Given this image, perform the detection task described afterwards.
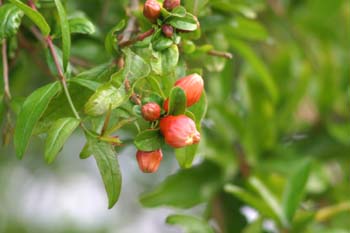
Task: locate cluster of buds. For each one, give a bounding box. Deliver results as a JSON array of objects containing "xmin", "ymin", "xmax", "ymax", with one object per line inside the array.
[
  {"xmin": 143, "ymin": 0, "xmax": 182, "ymax": 38},
  {"xmin": 136, "ymin": 74, "xmax": 204, "ymax": 173}
]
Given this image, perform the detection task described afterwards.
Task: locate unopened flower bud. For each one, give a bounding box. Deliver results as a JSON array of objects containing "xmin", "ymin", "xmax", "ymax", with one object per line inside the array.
[
  {"xmin": 143, "ymin": 0, "xmax": 161, "ymax": 22},
  {"xmin": 163, "ymin": 0, "xmax": 180, "ymax": 11},
  {"xmin": 136, "ymin": 149, "xmax": 163, "ymax": 173},
  {"xmin": 160, "ymin": 115, "xmax": 200, "ymax": 148},
  {"xmin": 141, "ymin": 102, "xmax": 161, "ymax": 121},
  {"xmin": 162, "ymin": 24, "xmax": 174, "ymax": 38},
  {"xmin": 164, "ymin": 73, "xmax": 204, "ymax": 111}
]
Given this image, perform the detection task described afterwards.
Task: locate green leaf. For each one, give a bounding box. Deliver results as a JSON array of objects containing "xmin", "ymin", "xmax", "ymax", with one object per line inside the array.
[
  {"xmin": 68, "ymin": 16, "xmax": 95, "ymax": 35},
  {"xmin": 54, "ymin": 0, "xmax": 70, "ymax": 72},
  {"xmin": 44, "ymin": 117, "xmax": 80, "ymax": 164},
  {"xmin": 122, "ymin": 48, "xmax": 151, "ymax": 83},
  {"xmin": 168, "ymin": 13, "xmax": 198, "ymax": 31},
  {"xmin": 282, "ymin": 159, "xmax": 312, "ymax": 222},
  {"xmin": 224, "ymin": 184, "xmax": 278, "ymax": 219},
  {"xmin": 10, "ymin": 0, "xmax": 50, "ymax": 36},
  {"xmin": 84, "ymin": 82, "xmax": 128, "ymax": 117},
  {"xmin": 168, "ymin": 87, "xmax": 186, "ymax": 115},
  {"xmin": 152, "ymin": 35, "xmax": 174, "ymax": 51},
  {"xmin": 69, "ymin": 78, "xmax": 101, "ymax": 91},
  {"xmin": 226, "ymin": 17, "xmax": 268, "ymax": 41},
  {"xmin": 170, "ymin": 6, "xmax": 187, "ymax": 17},
  {"xmin": 134, "ymin": 129, "xmax": 163, "ymax": 151},
  {"xmin": 229, "ymin": 39, "xmax": 278, "ymax": 102},
  {"xmin": 166, "ymin": 214, "xmax": 215, "ymax": 233},
  {"xmin": 89, "ymin": 137, "xmax": 122, "ymax": 209},
  {"xmin": 175, "ymin": 144, "xmax": 199, "ymax": 168},
  {"xmin": 105, "ymin": 20, "xmax": 125, "ymax": 55},
  {"xmin": 184, "ymin": 0, "xmax": 209, "ymax": 15},
  {"xmin": 14, "ymin": 82, "xmax": 61, "ymax": 158},
  {"xmin": 188, "ymin": 91, "xmax": 207, "ymax": 126},
  {"xmin": 140, "ymin": 161, "xmax": 222, "ymax": 208},
  {"xmin": 0, "ymin": 3, "xmax": 24, "ymax": 40},
  {"xmin": 151, "ymin": 44, "xmax": 179, "ymax": 75},
  {"xmin": 79, "ymin": 142, "xmax": 91, "ymax": 159},
  {"xmin": 249, "ymin": 177, "xmax": 288, "ymax": 226}
]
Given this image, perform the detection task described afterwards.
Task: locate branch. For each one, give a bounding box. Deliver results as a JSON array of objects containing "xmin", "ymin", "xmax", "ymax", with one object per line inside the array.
[
  {"xmin": 118, "ymin": 0, "xmax": 140, "ymax": 46},
  {"xmin": 2, "ymin": 40, "xmax": 11, "ymax": 101},
  {"xmin": 208, "ymin": 50, "xmax": 233, "ymax": 60}
]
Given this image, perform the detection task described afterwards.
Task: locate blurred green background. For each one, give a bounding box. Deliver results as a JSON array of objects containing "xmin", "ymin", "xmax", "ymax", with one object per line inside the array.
[{"xmin": 0, "ymin": 0, "xmax": 349, "ymax": 232}]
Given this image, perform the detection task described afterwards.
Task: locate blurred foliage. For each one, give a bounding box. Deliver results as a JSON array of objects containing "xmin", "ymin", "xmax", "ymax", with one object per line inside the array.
[{"xmin": 0, "ymin": 0, "xmax": 349, "ymax": 233}]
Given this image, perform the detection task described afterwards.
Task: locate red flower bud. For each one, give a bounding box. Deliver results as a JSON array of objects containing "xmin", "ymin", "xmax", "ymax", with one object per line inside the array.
[
  {"xmin": 162, "ymin": 24, "xmax": 174, "ymax": 38},
  {"xmin": 143, "ymin": 0, "xmax": 161, "ymax": 22},
  {"xmin": 164, "ymin": 73, "xmax": 204, "ymax": 112},
  {"xmin": 136, "ymin": 149, "xmax": 163, "ymax": 173},
  {"xmin": 160, "ymin": 115, "xmax": 200, "ymax": 148},
  {"xmin": 141, "ymin": 102, "xmax": 161, "ymax": 121},
  {"xmin": 163, "ymin": 0, "xmax": 180, "ymax": 11}
]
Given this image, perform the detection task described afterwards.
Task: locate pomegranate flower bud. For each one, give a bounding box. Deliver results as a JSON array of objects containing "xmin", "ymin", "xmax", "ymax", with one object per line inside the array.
[
  {"xmin": 136, "ymin": 149, "xmax": 163, "ymax": 173},
  {"xmin": 143, "ymin": 0, "xmax": 161, "ymax": 22},
  {"xmin": 164, "ymin": 73, "xmax": 204, "ymax": 112},
  {"xmin": 160, "ymin": 115, "xmax": 200, "ymax": 148},
  {"xmin": 141, "ymin": 102, "xmax": 161, "ymax": 121},
  {"xmin": 162, "ymin": 24, "xmax": 174, "ymax": 38},
  {"xmin": 163, "ymin": 0, "xmax": 180, "ymax": 11}
]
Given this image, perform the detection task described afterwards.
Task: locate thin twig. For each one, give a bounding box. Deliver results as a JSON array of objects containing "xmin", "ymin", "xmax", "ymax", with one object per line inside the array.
[
  {"xmin": 118, "ymin": 28, "xmax": 155, "ymax": 47},
  {"xmin": 208, "ymin": 50, "xmax": 233, "ymax": 59},
  {"xmin": 2, "ymin": 40, "xmax": 11, "ymax": 100},
  {"xmin": 118, "ymin": 0, "xmax": 140, "ymax": 46}
]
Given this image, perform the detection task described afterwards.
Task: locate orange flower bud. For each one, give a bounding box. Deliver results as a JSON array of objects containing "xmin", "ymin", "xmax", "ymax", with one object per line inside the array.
[
  {"xmin": 162, "ymin": 24, "xmax": 174, "ymax": 38},
  {"xmin": 164, "ymin": 73, "xmax": 204, "ymax": 111},
  {"xmin": 143, "ymin": 0, "xmax": 161, "ymax": 22},
  {"xmin": 160, "ymin": 115, "xmax": 200, "ymax": 148},
  {"xmin": 136, "ymin": 149, "xmax": 163, "ymax": 173},
  {"xmin": 141, "ymin": 102, "xmax": 161, "ymax": 121}
]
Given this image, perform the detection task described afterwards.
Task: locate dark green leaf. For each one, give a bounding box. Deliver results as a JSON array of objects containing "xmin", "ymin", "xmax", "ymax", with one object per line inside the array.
[
  {"xmin": 44, "ymin": 117, "xmax": 80, "ymax": 164},
  {"xmin": 54, "ymin": 0, "xmax": 70, "ymax": 72},
  {"xmin": 79, "ymin": 142, "xmax": 91, "ymax": 159},
  {"xmin": 282, "ymin": 159, "xmax": 312, "ymax": 222},
  {"xmin": 152, "ymin": 36, "xmax": 174, "ymax": 51},
  {"xmin": 89, "ymin": 137, "xmax": 122, "ymax": 208},
  {"xmin": 14, "ymin": 82, "xmax": 61, "ymax": 158},
  {"xmin": 0, "ymin": 3, "xmax": 24, "ymax": 40},
  {"xmin": 168, "ymin": 87, "xmax": 186, "ymax": 115},
  {"xmin": 166, "ymin": 214, "xmax": 215, "ymax": 233},
  {"xmin": 140, "ymin": 161, "xmax": 222, "ymax": 208},
  {"xmin": 134, "ymin": 129, "xmax": 162, "ymax": 151},
  {"xmin": 10, "ymin": 0, "xmax": 50, "ymax": 36},
  {"xmin": 69, "ymin": 78, "xmax": 101, "ymax": 91}
]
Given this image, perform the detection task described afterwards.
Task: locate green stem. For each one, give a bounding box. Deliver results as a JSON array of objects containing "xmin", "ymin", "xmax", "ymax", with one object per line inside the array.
[{"xmin": 104, "ymin": 117, "xmax": 137, "ymax": 136}]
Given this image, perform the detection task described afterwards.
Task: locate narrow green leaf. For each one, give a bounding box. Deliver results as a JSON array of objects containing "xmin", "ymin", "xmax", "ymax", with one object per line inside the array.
[
  {"xmin": 134, "ymin": 129, "xmax": 163, "ymax": 151},
  {"xmin": 14, "ymin": 82, "xmax": 61, "ymax": 158},
  {"xmin": 69, "ymin": 78, "xmax": 101, "ymax": 91},
  {"xmin": 249, "ymin": 177, "xmax": 288, "ymax": 226},
  {"xmin": 188, "ymin": 91, "xmax": 207, "ymax": 126},
  {"xmin": 168, "ymin": 87, "xmax": 186, "ymax": 115},
  {"xmin": 0, "ymin": 3, "xmax": 24, "ymax": 40},
  {"xmin": 45, "ymin": 117, "xmax": 80, "ymax": 164},
  {"xmin": 282, "ymin": 159, "xmax": 312, "ymax": 222},
  {"xmin": 10, "ymin": 0, "xmax": 50, "ymax": 36},
  {"xmin": 224, "ymin": 184, "xmax": 278, "ymax": 219},
  {"xmin": 166, "ymin": 214, "xmax": 215, "ymax": 233},
  {"xmin": 122, "ymin": 48, "xmax": 151, "ymax": 83},
  {"xmin": 54, "ymin": 0, "xmax": 70, "ymax": 72},
  {"xmin": 89, "ymin": 137, "xmax": 122, "ymax": 208},
  {"xmin": 68, "ymin": 16, "xmax": 95, "ymax": 35}
]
